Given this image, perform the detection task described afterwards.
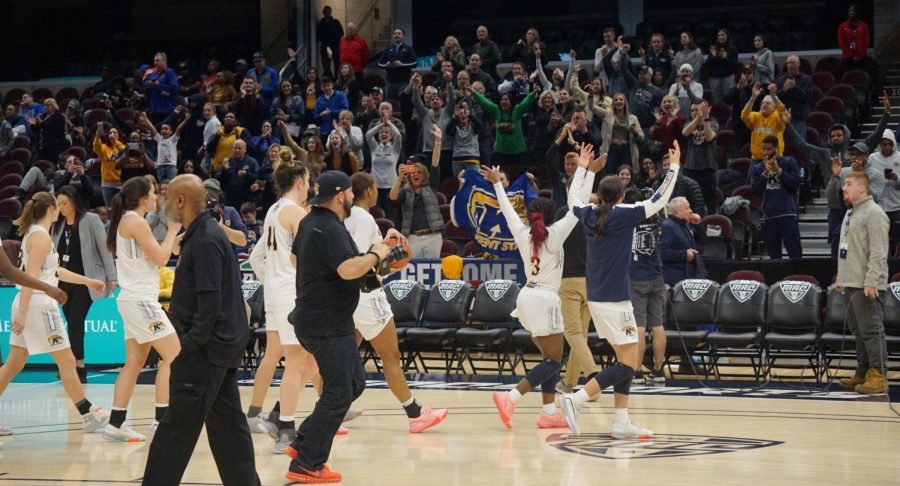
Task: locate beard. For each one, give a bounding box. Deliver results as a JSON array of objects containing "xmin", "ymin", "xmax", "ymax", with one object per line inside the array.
[{"xmin": 342, "ymin": 196, "xmax": 353, "ymax": 216}]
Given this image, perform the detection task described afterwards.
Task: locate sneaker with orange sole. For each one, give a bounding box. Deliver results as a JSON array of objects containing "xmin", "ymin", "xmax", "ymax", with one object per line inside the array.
[
  {"xmin": 336, "ymin": 425, "xmax": 349, "ymax": 435},
  {"xmin": 408, "ymin": 407, "xmax": 448, "ymax": 433},
  {"xmin": 284, "ymin": 426, "xmax": 350, "ymax": 460},
  {"xmin": 492, "ymin": 392, "xmax": 516, "ymax": 429},
  {"xmin": 285, "ymin": 463, "xmax": 341, "ymax": 484},
  {"xmin": 536, "ymin": 410, "xmax": 569, "ymax": 429}
]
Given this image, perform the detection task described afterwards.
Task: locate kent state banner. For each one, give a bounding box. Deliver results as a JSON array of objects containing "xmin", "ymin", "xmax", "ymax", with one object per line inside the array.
[{"xmin": 451, "ymin": 171, "xmax": 537, "ymax": 258}]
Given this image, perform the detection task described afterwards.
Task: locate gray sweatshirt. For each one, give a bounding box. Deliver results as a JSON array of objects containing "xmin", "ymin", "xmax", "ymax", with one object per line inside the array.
[
  {"xmin": 827, "ymin": 165, "xmax": 884, "ymax": 208},
  {"xmin": 366, "ymin": 122, "xmax": 402, "ymax": 189},
  {"xmin": 836, "ymin": 195, "xmax": 889, "ymax": 290},
  {"xmin": 867, "ymin": 130, "xmax": 900, "ymax": 212},
  {"xmin": 412, "ymin": 83, "xmax": 455, "ymax": 152}
]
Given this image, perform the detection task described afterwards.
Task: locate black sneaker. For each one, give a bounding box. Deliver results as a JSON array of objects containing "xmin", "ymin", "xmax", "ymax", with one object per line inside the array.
[
  {"xmin": 646, "ymin": 369, "xmax": 666, "ymax": 385},
  {"xmin": 633, "ymin": 370, "xmax": 645, "ymax": 384}
]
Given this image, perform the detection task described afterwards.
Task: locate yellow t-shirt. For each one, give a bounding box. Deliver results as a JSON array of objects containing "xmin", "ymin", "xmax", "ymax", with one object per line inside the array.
[
  {"xmin": 93, "ymin": 137, "xmax": 125, "ymax": 186},
  {"xmin": 212, "ymin": 127, "xmax": 244, "ymax": 172},
  {"xmin": 741, "ymin": 104, "xmax": 786, "ymax": 160}
]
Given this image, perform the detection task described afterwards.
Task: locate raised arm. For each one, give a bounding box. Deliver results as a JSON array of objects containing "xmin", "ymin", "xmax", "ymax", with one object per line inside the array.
[{"xmin": 637, "ymin": 141, "xmax": 682, "ymax": 217}]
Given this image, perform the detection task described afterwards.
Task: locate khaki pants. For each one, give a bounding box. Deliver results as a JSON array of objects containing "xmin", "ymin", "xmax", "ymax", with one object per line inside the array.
[{"xmin": 559, "ymin": 277, "xmax": 599, "ymax": 388}]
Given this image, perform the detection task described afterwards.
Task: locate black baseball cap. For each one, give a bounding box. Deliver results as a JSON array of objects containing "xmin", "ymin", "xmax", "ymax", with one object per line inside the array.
[
  {"xmin": 252, "ymin": 51, "xmax": 265, "ymax": 61},
  {"xmin": 309, "ymin": 170, "xmax": 352, "ymax": 205},
  {"xmin": 848, "ymin": 142, "xmax": 869, "ymax": 154}
]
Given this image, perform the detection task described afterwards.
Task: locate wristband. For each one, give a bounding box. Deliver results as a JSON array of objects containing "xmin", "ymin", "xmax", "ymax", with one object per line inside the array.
[{"xmin": 366, "ymin": 250, "xmax": 382, "ymax": 268}]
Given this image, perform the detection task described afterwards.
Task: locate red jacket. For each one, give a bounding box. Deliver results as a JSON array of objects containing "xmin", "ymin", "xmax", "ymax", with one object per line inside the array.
[
  {"xmin": 339, "ymin": 35, "xmax": 370, "ymax": 74},
  {"xmin": 838, "ymin": 19, "xmax": 870, "ymax": 60}
]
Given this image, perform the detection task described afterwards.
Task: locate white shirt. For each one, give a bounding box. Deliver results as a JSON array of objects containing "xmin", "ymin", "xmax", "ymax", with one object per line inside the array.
[
  {"xmin": 154, "ymin": 133, "xmax": 179, "ymax": 166},
  {"xmin": 248, "ymin": 198, "xmax": 303, "ymax": 311},
  {"xmin": 115, "ymin": 212, "xmax": 160, "ymax": 301},
  {"xmin": 17, "ymin": 227, "xmax": 58, "ymax": 293},
  {"xmin": 203, "ymin": 117, "xmax": 221, "ymax": 147}
]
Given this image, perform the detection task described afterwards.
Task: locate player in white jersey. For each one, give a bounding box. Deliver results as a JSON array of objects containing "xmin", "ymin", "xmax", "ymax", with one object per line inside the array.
[
  {"xmin": 246, "ymin": 161, "xmax": 324, "ymax": 453},
  {"xmin": 102, "ymin": 177, "xmax": 182, "ymax": 442},
  {"xmin": 561, "ymin": 141, "xmax": 683, "ymax": 439},
  {"xmin": 346, "ymin": 171, "xmax": 448, "ymax": 433},
  {"xmin": 0, "ymin": 192, "xmax": 109, "ymax": 436},
  {"xmin": 483, "ymin": 144, "xmax": 601, "ymax": 430}
]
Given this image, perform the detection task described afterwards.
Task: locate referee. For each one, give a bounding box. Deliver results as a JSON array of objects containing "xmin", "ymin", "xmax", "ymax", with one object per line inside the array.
[
  {"xmin": 143, "ymin": 174, "xmax": 260, "ymax": 486},
  {"xmin": 284, "ymin": 170, "xmax": 390, "ymax": 483}
]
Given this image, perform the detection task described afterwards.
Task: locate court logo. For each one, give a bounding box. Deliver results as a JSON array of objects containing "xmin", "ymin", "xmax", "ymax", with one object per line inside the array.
[
  {"xmin": 148, "ymin": 321, "xmax": 166, "ymax": 334},
  {"xmin": 890, "ymin": 282, "xmax": 900, "ymax": 302},
  {"xmin": 388, "ymin": 281, "xmax": 415, "ymax": 300},
  {"xmin": 47, "ymin": 334, "xmax": 65, "ymax": 346},
  {"xmin": 546, "ymin": 433, "xmax": 782, "ymax": 459},
  {"xmin": 730, "ymin": 280, "xmax": 760, "ymax": 303},
  {"xmin": 485, "ymin": 280, "xmax": 513, "ymax": 301},
  {"xmin": 781, "ymin": 281, "xmax": 812, "ymax": 303},
  {"xmin": 438, "ymin": 281, "xmax": 465, "ymax": 301},
  {"xmin": 682, "ymin": 280, "xmax": 712, "ymax": 302}
]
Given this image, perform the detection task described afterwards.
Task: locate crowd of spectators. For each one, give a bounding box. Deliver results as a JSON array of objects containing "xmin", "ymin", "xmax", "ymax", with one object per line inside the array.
[{"xmin": 0, "ymin": 4, "xmax": 895, "ymax": 264}]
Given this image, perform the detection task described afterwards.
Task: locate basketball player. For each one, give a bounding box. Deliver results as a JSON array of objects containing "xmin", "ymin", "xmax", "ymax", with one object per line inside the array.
[
  {"xmin": 247, "ymin": 161, "xmax": 322, "ymax": 453},
  {"xmin": 484, "ymin": 143, "xmax": 600, "ymax": 429},
  {"xmin": 345, "ymin": 171, "xmax": 448, "ymax": 432},
  {"xmin": 561, "ymin": 141, "xmax": 682, "ymax": 438},
  {"xmin": 0, "ymin": 192, "xmax": 109, "ymax": 436},
  {"xmin": 102, "ymin": 177, "xmax": 182, "ymax": 441}
]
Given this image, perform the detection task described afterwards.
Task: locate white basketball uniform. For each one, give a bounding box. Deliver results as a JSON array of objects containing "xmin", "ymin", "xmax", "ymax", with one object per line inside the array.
[
  {"xmin": 8, "ymin": 228, "xmax": 70, "ymax": 355},
  {"xmin": 115, "ymin": 211, "xmax": 175, "ymax": 344},
  {"xmin": 248, "ymin": 198, "xmax": 302, "ymax": 346},
  {"xmin": 345, "ymin": 206, "xmax": 393, "ymax": 341},
  {"xmin": 494, "ymin": 167, "xmax": 593, "ymax": 337}
]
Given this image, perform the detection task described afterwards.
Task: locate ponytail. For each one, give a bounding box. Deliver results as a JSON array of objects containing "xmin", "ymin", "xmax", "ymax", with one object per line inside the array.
[
  {"xmin": 526, "ymin": 198, "xmax": 556, "ymax": 262},
  {"xmin": 592, "ymin": 176, "xmax": 625, "ymax": 240},
  {"xmin": 106, "ymin": 193, "xmax": 124, "ymax": 253},
  {"xmin": 13, "ymin": 192, "xmax": 56, "ymax": 237},
  {"xmin": 106, "ymin": 177, "xmax": 153, "ymax": 253}
]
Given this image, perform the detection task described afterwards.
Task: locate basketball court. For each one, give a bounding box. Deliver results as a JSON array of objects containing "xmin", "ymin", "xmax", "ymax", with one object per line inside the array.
[{"xmin": 1, "ymin": 370, "xmax": 898, "ymax": 485}]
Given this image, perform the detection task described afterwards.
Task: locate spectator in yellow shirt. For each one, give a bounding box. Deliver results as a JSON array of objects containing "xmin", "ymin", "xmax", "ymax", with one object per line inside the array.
[
  {"xmin": 158, "ymin": 266, "xmax": 174, "ymax": 311},
  {"xmin": 741, "ymin": 82, "xmax": 786, "ymax": 160},
  {"xmin": 92, "ymin": 123, "xmax": 125, "ymax": 205}
]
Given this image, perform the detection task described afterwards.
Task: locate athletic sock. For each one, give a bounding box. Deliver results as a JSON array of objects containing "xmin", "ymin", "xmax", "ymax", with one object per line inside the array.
[
  {"xmin": 109, "ymin": 408, "xmax": 128, "ymax": 428},
  {"xmin": 278, "ymin": 415, "xmax": 295, "ymax": 431},
  {"xmin": 155, "ymin": 403, "xmax": 168, "ymax": 422},
  {"xmin": 614, "ymin": 408, "xmax": 629, "ymax": 424},
  {"xmin": 402, "ymin": 398, "xmax": 422, "ymax": 419},
  {"xmin": 75, "ymin": 398, "xmax": 93, "ymax": 416},
  {"xmin": 541, "ymin": 403, "xmax": 556, "ymax": 415},
  {"xmin": 572, "ymin": 389, "xmax": 590, "ymax": 408},
  {"xmin": 270, "ymin": 401, "xmax": 281, "ymax": 417},
  {"xmin": 508, "ymin": 388, "xmax": 523, "ymax": 404},
  {"xmin": 247, "ymin": 405, "xmax": 263, "ymax": 418}
]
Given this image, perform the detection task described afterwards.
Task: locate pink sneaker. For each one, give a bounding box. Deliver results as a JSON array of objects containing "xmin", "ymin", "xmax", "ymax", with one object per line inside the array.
[
  {"xmin": 492, "ymin": 392, "xmax": 515, "ymax": 429},
  {"xmin": 408, "ymin": 407, "xmax": 448, "ymax": 433},
  {"xmin": 336, "ymin": 425, "xmax": 349, "ymax": 436},
  {"xmin": 536, "ymin": 410, "xmax": 570, "ymax": 429}
]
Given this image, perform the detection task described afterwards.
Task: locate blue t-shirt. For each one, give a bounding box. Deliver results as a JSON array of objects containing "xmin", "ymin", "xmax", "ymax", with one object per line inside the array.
[
  {"xmin": 575, "ymin": 204, "xmax": 647, "ymax": 303},
  {"xmin": 630, "ymin": 218, "xmax": 664, "ymax": 281}
]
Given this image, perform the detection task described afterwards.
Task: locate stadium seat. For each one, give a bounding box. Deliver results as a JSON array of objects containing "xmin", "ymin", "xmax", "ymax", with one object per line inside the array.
[
  {"xmin": 462, "ymin": 240, "xmax": 484, "ymax": 257},
  {"xmin": 665, "ymin": 279, "xmax": 719, "ymax": 378},
  {"xmin": 0, "ymin": 197, "xmax": 23, "ymax": 221},
  {"xmin": 11, "ymin": 136, "xmax": 30, "ymax": 151},
  {"xmin": 32, "ymin": 160, "xmax": 53, "ymax": 173},
  {"xmin": 810, "ymin": 85, "xmax": 824, "ymax": 107},
  {"xmin": 840, "ymin": 69, "xmax": 871, "ymax": 109},
  {"xmin": 454, "ymin": 280, "xmax": 519, "ymax": 374},
  {"xmin": 84, "ymin": 109, "xmax": 110, "ymax": 128},
  {"xmin": 716, "ymin": 129, "xmax": 735, "ymax": 153},
  {"xmin": 440, "ymin": 239, "xmax": 458, "ymax": 257},
  {"xmin": 4, "ymin": 148, "xmax": 31, "ymax": 166},
  {"xmin": 435, "ymin": 192, "xmax": 448, "ymax": 205},
  {"xmin": 56, "ymin": 87, "xmax": 80, "ymax": 105},
  {"xmin": 710, "ymin": 103, "xmax": 731, "ymax": 126},
  {"xmin": 442, "ymin": 223, "xmax": 473, "ymax": 244},
  {"xmin": 783, "ymin": 274, "xmax": 819, "ymax": 286},
  {"xmin": 383, "ymin": 279, "xmax": 426, "ymax": 370},
  {"xmin": 726, "ymin": 158, "xmax": 752, "ymax": 179},
  {"xmin": 814, "ymin": 96, "xmax": 846, "ymax": 124},
  {"xmin": 0, "ymin": 173, "xmax": 23, "ymax": 189},
  {"xmin": 439, "ymin": 178, "xmax": 459, "ymax": 200},
  {"xmin": 439, "ymin": 204, "xmax": 452, "ymax": 224},
  {"xmin": 882, "ymin": 283, "xmax": 900, "ymax": 369},
  {"xmin": 765, "ymin": 280, "xmax": 823, "ymax": 380},
  {"xmin": 725, "ymin": 270, "xmax": 764, "ymax": 283},
  {"xmin": 81, "ymin": 98, "xmax": 103, "ymax": 111},
  {"xmin": 805, "ymin": 127, "xmax": 821, "ymax": 146},
  {"xmin": 699, "ymin": 214, "xmax": 732, "ymax": 260},
  {"xmin": 814, "ymin": 57, "xmax": 843, "ymax": 75},
  {"xmin": 820, "ymin": 284, "xmax": 854, "ymax": 380},
  {"xmin": 0, "ymin": 161, "xmax": 23, "ymax": 178},
  {"xmin": 404, "ymin": 280, "xmax": 473, "ymax": 374},
  {"xmin": 1, "ymin": 239, "xmax": 20, "ymax": 266},
  {"xmin": 368, "ymin": 206, "xmax": 385, "ymax": 219},
  {"xmin": 707, "ymin": 280, "xmax": 768, "ymax": 380},
  {"xmin": 0, "ymin": 186, "xmax": 19, "ymax": 201},
  {"xmin": 375, "ymin": 218, "xmax": 394, "ymax": 238},
  {"xmin": 32, "ymin": 88, "xmax": 53, "ymax": 102},
  {"xmin": 826, "ymin": 85, "xmax": 858, "ymax": 125},
  {"xmin": 3, "ymin": 89, "xmax": 25, "ymax": 106},
  {"xmin": 811, "ymin": 71, "xmax": 835, "ymax": 91},
  {"xmin": 806, "ymin": 111, "xmax": 834, "ymax": 145}
]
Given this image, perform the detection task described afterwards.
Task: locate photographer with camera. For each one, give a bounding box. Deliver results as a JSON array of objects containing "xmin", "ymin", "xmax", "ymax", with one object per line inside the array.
[
  {"xmin": 388, "ymin": 139, "xmax": 445, "ymax": 258},
  {"xmin": 114, "ymin": 132, "xmax": 155, "ymax": 184},
  {"xmin": 18, "ymin": 154, "xmax": 95, "ymax": 205},
  {"xmin": 285, "ymin": 170, "xmax": 391, "ymax": 483},
  {"xmin": 200, "ymin": 178, "xmax": 248, "ymax": 252}
]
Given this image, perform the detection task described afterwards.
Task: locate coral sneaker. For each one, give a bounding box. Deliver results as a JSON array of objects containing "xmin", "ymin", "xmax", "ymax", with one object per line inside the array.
[
  {"xmin": 285, "ymin": 463, "xmax": 342, "ymax": 484},
  {"xmin": 492, "ymin": 392, "xmax": 516, "ymax": 429},
  {"xmin": 336, "ymin": 425, "xmax": 349, "ymax": 436},
  {"xmin": 409, "ymin": 407, "xmax": 448, "ymax": 433},
  {"xmin": 536, "ymin": 410, "xmax": 569, "ymax": 429}
]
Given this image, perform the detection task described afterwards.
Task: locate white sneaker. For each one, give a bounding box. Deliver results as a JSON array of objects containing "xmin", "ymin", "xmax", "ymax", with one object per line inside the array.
[
  {"xmin": 343, "ymin": 408, "xmax": 363, "ymax": 423},
  {"xmin": 610, "ymin": 421, "xmax": 654, "ymax": 440},
  {"xmin": 560, "ymin": 394, "xmax": 581, "ymax": 436},
  {"xmin": 101, "ymin": 423, "xmax": 146, "ymax": 442},
  {"xmin": 247, "ymin": 413, "xmax": 278, "ymax": 436},
  {"xmin": 149, "ymin": 420, "xmax": 159, "ymax": 434},
  {"xmin": 0, "ymin": 424, "xmax": 12, "ymax": 436},
  {"xmin": 82, "ymin": 406, "xmax": 109, "ymax": 433},
  {"xmin": 273, "ymin": 428, "xmax": 296, "ymax": 454}
]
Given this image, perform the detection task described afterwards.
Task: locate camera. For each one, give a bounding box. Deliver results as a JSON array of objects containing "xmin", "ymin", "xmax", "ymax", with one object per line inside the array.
[{"xmin": 378, "ymin": 243, "xmax": 409, "ymax": 276}]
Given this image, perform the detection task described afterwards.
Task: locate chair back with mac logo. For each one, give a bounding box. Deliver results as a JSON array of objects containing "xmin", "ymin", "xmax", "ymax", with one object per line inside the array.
[
  {"xmin": 421, "ymin": 279, "xmax": 473, "ymax": 327},
  {"xmin": 670, "ymin": 279, "xmax": 719, "ymax": 326},
  {"xmin": 469, "ymin": 280, "xmax": 519, "ymax": 326},
  {"xmin": 383, "ymin": 280, "xmax": 425, "ymax": 327}
]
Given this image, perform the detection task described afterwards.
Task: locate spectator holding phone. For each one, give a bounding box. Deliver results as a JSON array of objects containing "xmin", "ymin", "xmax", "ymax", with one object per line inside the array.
[
  {"xmin": 389, "ymin": 147, "xmax": 444, "ymax": 258},
  {"xmin": 867, "ymin": 130, "xmax": 900, "ymax": 250},
  {"xmin": 114, "ymin": 132, "xmax": 155, "ymax": 184}
]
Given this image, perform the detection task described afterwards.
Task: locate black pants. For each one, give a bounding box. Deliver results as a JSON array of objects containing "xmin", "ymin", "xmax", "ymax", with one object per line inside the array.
[
  {"xmin": 683, "ymin": 168, "xmax": 717, "ymax": 215},
  {"xmin": 828, "ymin": 207, "xmax": 847, "ymax": 258},
  {"xmin": 887, "ymin": 210, "xmax": 900, "ymax": 257},
  {"xmin": 761, "ymin": 216, "xmax": 802, "ymax": 259},
  {"xmin": 61, "ymin": 283, "xmax": 91, "ymax": 361},
  {"xmin": 142, "ymin": 350, "xmax": 260, "ymax": 486},
  {"xmin": 292, "ymin": 334, "xmax": 365, "ymax": 471}
]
